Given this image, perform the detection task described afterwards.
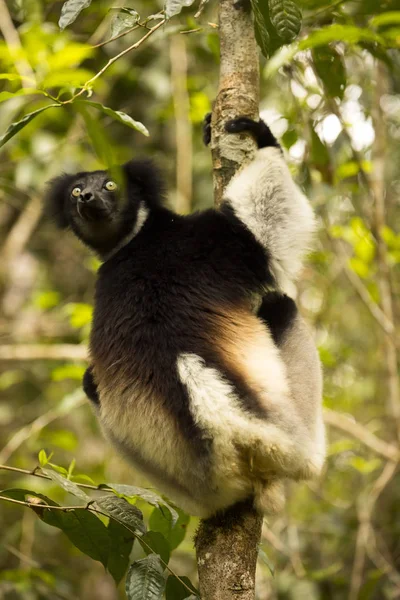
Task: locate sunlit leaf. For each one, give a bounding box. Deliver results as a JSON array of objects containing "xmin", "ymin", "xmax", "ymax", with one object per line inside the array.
[
  {"xmin": 96, "ymin": 495, "xmax": 146, "ymax": 534},
  {"xmin": 51, "ymin": 364, "xmax": 86, "ymax": 382},
  {"xmin": 77, "ymin": 101, "xmax": 149, "ymax": 136},
  {"xmin": 370, "ymin": 11, "xmax": 400, "ymax": 28},
  {"xmin": 47, "ymin": 43, "xmax": 94, "ymax": 70},
  {"xmin": 349, "ymin": 456, "xmax": 382, "ymax": 474},
  {"xmin": 0, "ymin": 104, "xmax": 61, "ymax": 148},
  {"xmin": 0, "ymin": 89, "xmax": 48, "ymax": 103},
  {"xmin": 125, "ymin": 555, "xmax": 165, "ymax": 600},
  {"xmin": 59, "ymin": 0, "xmax": 92, "ymax": 30},
  {"xmin": 42, "ymin": 468, "xmax": 90, "ymax": 501},
  {"xmin": 104, "ymin": 484, "xmax": 178, "ymax": 525},
  {"xmin": 110, "ymin": 9, "xmax": 140, "ymax": 37},
  {"xmin": 165, "ymin": 0, "xmax": 196, "ymax": 19}
]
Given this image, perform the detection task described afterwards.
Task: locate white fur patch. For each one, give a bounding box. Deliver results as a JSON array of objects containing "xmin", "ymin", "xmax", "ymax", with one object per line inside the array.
[
  {"xmin": 224, "ymin": 147, "xmax": 316, "ymax": 293},
  {"xmin": 177, "ymin": 352, "xmax": 316, "ymax": 480},
  {"xmin": 104, "ymin": 203, "xmax": 149, "ymax": 260}
]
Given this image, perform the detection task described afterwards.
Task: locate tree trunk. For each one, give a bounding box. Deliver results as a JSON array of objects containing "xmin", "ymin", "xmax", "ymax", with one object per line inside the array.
[{"xmin": 195, "ymin": 1, "xmax": 263, "ymax": 598}]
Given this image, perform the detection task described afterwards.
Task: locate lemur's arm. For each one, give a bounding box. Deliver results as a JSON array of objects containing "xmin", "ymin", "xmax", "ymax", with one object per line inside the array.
[
  {"xmin": 83, "ymin": 366, "xmax": 100, "ymax": 407},
  {"xmin": 204, "ymin": 115, "xmax": 315, "ymax": 294}
]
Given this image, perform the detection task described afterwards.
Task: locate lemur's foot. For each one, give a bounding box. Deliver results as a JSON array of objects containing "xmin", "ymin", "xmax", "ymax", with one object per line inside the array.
[
  {"xmin": 225, "ymin": 116, "xmax": 281, "ymax": 150},
  {"xmin": 203, "ymin": 112, "xmax": 212, "ymax": 146}
]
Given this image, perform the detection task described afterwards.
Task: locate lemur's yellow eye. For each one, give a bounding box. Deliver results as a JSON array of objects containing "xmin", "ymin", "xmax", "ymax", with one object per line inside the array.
[
  {"xmin": 71, "ymin": 187, "xmax": 81, "ymax": 198},
  {"xmin": 105, "ymin": 180, "xmax": 117, "ymax": 191}
]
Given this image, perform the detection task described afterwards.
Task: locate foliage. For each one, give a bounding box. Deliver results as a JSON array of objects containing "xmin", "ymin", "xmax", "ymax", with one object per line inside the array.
[{"xmin": 0, "ymin": 0, "xmax": 399, "ymax": 598}]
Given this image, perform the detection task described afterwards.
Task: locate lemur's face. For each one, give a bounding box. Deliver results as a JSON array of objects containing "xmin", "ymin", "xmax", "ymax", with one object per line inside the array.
[{"xmin": 68, "ymin": 171, "xmax": 121, "ymax": 223}]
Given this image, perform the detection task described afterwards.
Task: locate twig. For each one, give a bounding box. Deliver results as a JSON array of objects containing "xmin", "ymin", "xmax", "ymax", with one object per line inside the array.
[
  {"xmin": 62, "ymin": 19, "xmax": 166, "ymax": 104},
  {"xmin": 92, "ymin": 24, "xmax": 140, "ymax": 48},
  {"xmin": 1, "ymin": 464, "xmax": 103, "ymax": 491},
  {"xmin": 0, "ymin": 344, "xmax": 88, "ymax": 361},
  {"xmin": 323, "ymin": 408, "xmax": 399, "ymax": 461},
  {"xmin": 0, "ymin": 495, "xmax": 195, "ymax": 596}
]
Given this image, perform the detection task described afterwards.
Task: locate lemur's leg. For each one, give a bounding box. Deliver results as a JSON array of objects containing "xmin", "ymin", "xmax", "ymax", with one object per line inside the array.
[
  {"xmin": 83, "ymin": 366, "xmax": 100, "ymax": 407},
  {"xmin": 222, "ymin": 117, "xmax": 316, "ymax": 294}
]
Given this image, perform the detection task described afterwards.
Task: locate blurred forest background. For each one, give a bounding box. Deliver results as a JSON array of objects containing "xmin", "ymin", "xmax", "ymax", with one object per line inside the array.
[{"xmin": 0, "ymin": 0, "xmax": 399, "ymax": 598}]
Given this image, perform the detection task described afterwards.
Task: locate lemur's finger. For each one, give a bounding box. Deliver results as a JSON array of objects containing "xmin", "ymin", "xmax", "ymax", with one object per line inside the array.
[
  {"xmin": 225, "ymin": 117, "xmax": 281, "ymax": 150},
  {"xmin": 202, "ymin": 112, "xmax": 212, "ymax": 146}
]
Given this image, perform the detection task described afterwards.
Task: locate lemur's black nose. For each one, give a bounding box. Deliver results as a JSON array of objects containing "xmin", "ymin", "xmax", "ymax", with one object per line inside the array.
[{"xmin": 80, "ymin": 190, "xmax": 94, "ymax": 202}]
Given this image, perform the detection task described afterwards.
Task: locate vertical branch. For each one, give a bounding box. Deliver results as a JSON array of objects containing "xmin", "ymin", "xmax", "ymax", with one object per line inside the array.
[
  {"xmin": 195, "ymin": 1, "xmax": 263, "ymax": 599},
  {"xmin": 370, "ymin": 62, "xmax": 400, "ymax": 441},
  {"xmin": 170, "ymin": 35, "xmax": 193, "ymax": 213},
  {"xmin": 210, "ymin": 0, "xmax": 260, "ymax": 205}
]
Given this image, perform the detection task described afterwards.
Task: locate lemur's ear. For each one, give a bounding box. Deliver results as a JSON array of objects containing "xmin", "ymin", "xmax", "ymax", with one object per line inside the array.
[
  {"xmin": 44, "ymin": 174, "xmax": 75, "ymax": 229},
  {"xmin": 122, "ymin": 158, "xmax": 166, "ymax": 207}
]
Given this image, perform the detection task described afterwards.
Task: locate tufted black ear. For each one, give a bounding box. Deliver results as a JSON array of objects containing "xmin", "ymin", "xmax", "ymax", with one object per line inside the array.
[
  {"xmin": 123, "ymin": 158, "xmax": 166, "ymax": 209},
  {"xmin": 44, "ymin": 173, "xmax": 75, "ymax": 229}
]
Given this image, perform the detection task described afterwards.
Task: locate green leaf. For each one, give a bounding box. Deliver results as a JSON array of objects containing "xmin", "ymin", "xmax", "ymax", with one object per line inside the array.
[
  {"xmin": 1, "ymin": 489, "xmax": 111, "ymax": 566},
  {"xmin": 78, "ymin": 101, "xmax": 149, "ymax": 136},
  {"xmin": 111, "ymin": 9, "xmax": 140, "ymax": 37},
  {"xmin": 38, "ymin": 449, "xmax": 52, "ymax": 467},
  {"xmin": 0, "ymin": 89, "xmax": 48, "ymax": 103},
  {"xmin": 59, "ymin": 0, "xmax": 92, "ymax": 29},
  {"xmin": 269, "ymin": 0, "xmax": 302, "ymax": 43},
  {"xmin": 0, "ymin": 104, "xmax": 61, "ymax": 149},
  {"xmin": 76, "ymin": 102, "xmax": 115, "ymax": 167},
  {"xmin": 125, "ymin": 555, "xmax": 165, "ymax": 600},
  {"xmin": 149, "ymin": 507, "xmax": 190, "ymax": 550},
  {"xmin": 107, "ymin": 519, "xmax": 134, "ymax": 584},
  {"xmin": 104, "ymin": 484, "xmax": 179, "ymax": 525},
  {"xmin": 165, "ymin": 575, "xmax": 199, "ymax": 599},
  {"xmin": 310, "ymin": 127, "xmax": 329, "ymax": 167},
  {"xmin": 299, "ymin": 24, "xmax": 386, "ymax": 50},
  {"xmin": 312, "ymin": 45, "xmax": 346, "ymax": 99},
  {"xmin": 164, "ymin": 0, "xmax": 196, "ymax": 19},
  {"xmin": 250, "ymin": 0, "xmax": 270, "ymax": 58},
  {"xmin": 140, "ymin": 531, "xmax": 170, "ymax": 565},
  {"xmin": 258, "ymin": 548, "xmax": 275, "ymax": 575},
  {"xmin": 41, "ymin": 468, "xmax": 90, "ymax": 501},
  {"xmin": 95, "ymin": 495, "xmax": 146, "ymax": 534},
  {"xmin": 370, "ymin": 11, "xmax": 400, "ymax": 28}
]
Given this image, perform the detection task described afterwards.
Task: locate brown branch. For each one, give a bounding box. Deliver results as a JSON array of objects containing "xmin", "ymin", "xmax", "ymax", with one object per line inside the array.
[
  {"xmin": 323, "ymin": 408, "xmax": 399, "ymax": 461},
  {"xmin": 0, "ymin": 464, "xmax": 99, "ymax": 490},
  {"xmin": 194, "ymin": 2, "xmax": 262, "ymax": 599}
]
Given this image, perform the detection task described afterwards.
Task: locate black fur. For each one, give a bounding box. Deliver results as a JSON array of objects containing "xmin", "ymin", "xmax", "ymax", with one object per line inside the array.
[
  {"xmin": 225, "ymin": 117, "xmax": 281, "ymax": 149},
  {"xmin": 203, "ymin": 112, "xmax": 212, "ymax": 146},
  {"xmin": 257, "ymin": 293, "xmax": 298, "ymax": 345},
  {"xmin": 83, "ymin": 366, "xmax": 100, "ymax": 406},
  {"xmin": 47, "ymin": 115, "xmax": 292, "ymax": 471}
]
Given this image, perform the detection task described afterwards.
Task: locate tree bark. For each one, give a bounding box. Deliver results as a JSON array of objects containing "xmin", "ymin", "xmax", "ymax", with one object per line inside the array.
[
  {"xmin": 210, "ymin": 0, "xmax": 260, "ymax": 205},
  {"xmin": 195, "ymin": 1, "xmax": 263, "ymax": 598}
]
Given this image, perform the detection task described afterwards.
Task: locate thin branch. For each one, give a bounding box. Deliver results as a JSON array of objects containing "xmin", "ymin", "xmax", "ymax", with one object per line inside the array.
[
  {"xmin": 323, "ymin": 408, "xmax": 399, "ymax": 461},
  {"xmin": 0, "ymin": 495, "xmax": 195, "ymax": 596},
  {"xmin": 1, "ymin": 464, "xmax": 105, "ymax": 491},
  {"xmin": 92, "ymin": 24, "xmax": 140, "ymax": 48},
  {"xmin": 62, "ymin": 19, "xmax": 166, "ymax": 104},
  {"xmin": 0, "ymin": 344, "xmax": 88, "ymax": 361}
]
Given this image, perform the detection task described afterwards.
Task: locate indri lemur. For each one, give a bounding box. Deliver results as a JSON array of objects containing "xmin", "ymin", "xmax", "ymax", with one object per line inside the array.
[{"xmin": 46, "ymin": 116, "xmax": 325, "ymax": 517}]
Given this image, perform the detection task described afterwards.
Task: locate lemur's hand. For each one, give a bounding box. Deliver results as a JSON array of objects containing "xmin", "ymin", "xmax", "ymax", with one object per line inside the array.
[
  {"xmin": 225, "ymin": 116, "xmax": 281, "ymax": 150},
  {"xmin": 202, "ymin": 112, "xmax": 212, "ymax": 147}
]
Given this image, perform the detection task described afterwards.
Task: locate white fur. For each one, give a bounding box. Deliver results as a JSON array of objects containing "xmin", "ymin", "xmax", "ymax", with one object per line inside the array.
[
  {"xmin": 104, "ymin": 203, "xmax": 149, "ymax": 261},
  {"xmin": 224, "ymin": 148, "xmax": 316, "ymax": 294},
  {"xmin": 177, "ymin": 352, "xmax": 318, "ymax": 484}
]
